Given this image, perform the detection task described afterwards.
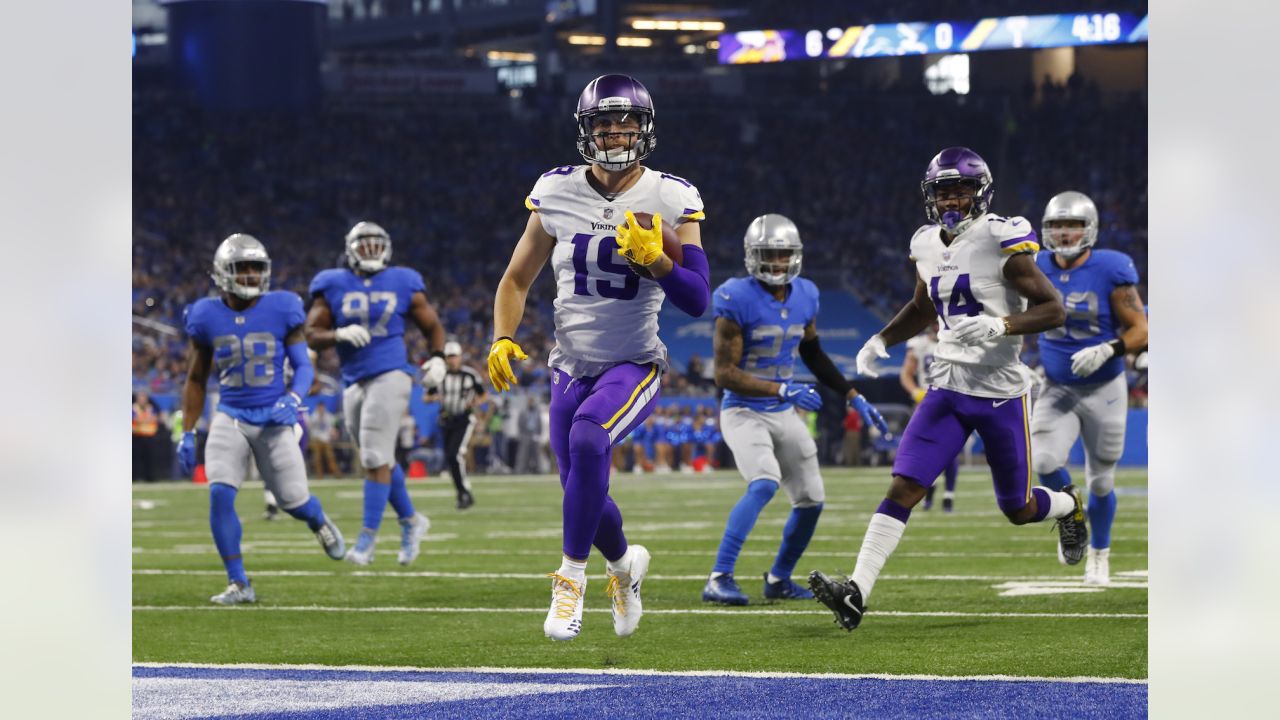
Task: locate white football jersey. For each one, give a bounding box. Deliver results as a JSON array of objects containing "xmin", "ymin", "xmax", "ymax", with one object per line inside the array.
[
  {"xmin": 908, "ymin": 212, "xmax": 1041, "ymax": 398},
  {"xmin": 905, "ymin": 333, "xmax": 938, "ymax": 390},
  {"xmin": 525, "ymin": 165, "xmax": 705, "ymax": 378}
]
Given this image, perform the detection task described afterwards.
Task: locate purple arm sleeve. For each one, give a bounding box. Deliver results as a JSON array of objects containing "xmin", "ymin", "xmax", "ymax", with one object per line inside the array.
[
  {"xmin": 657, "ymin": 244, "xmax": 710, "ymax": 317},
  {"xmin": 285, "ymin": 341, "xmax": 314, "ymax": 398}
]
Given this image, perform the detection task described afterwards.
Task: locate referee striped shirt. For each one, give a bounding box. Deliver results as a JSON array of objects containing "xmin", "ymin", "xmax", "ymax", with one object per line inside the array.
[{"xmin": 439, "ymin": 366, "xmax": 485, "ymax": 416}]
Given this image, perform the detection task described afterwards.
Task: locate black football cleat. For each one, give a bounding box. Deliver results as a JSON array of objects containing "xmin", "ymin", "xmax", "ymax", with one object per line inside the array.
[
  {"xmin": 808, "ymin": 570, "xmax": 866, "ymax": 632},
  {"xmin": 1053, "ymin": 485, "xmax": 1089, "ymax": 566},
  {"xmin": 456, "ymin": 491, "xmax": 475, "ymax": 511}
]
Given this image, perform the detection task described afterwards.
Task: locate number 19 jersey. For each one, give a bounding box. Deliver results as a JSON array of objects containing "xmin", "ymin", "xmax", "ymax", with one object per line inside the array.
[
  {"xmin": 909, "ymin": 213, "xmax": 1040, "ymax": 399},
  {"xmin": 525, "ymin": 165, "xmax": 704, "ymax": 378},
  {"xmin": 309, "ymin": 266, "xmax": 425, "ymax": 385}
]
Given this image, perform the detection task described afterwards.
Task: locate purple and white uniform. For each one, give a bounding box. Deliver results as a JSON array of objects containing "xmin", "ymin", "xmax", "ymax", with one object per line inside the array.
[{"xmin": 893, "ymin": 213, "xmax": 1041, "ymax": 512}]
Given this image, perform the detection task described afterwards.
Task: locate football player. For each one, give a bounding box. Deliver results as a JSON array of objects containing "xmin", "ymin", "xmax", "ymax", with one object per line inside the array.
[
  {"xmin": 1032, "ymin": 191, "xmax": 1148, "ymax": 586},
  {"xmin": 488, "ymin": 74, "xmax": 711, "ymax": 641},
  {"xmin": 178, "ymin": 234, "xmax": 346, "ymax": 605},
  {"xmin": 305, "ymin": 221, "xmax": 446, "ymax": 566},
  {"xmin": 703, "ymin": 214, "xmax": 890, "ymax": 605},
  {"xmin": 808, "ymin": 147, "xmax": 1086, "ymax": 632},
  {"xmin": 900, "ymin": 322, "xmax": 962, "ymax": 512}
]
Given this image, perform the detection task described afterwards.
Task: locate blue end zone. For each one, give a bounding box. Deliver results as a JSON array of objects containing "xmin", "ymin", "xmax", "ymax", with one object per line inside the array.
[{"xmin": 133, "ymin": 665, "xmax": 1147, "ymax": 719}]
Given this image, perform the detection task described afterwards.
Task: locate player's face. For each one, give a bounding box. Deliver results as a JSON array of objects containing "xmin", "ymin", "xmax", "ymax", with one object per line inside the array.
[
  {"xmin": 232, "ymin": 261, "xmax": 267, "ymax": 291},
  {"xmin": 1044, "ymin": 219, "xmax": 1086, "ymax": 250},
  {"xmin": 758, "ymin": 248, "xmax": 794, "ymax": 276},
  {"xmin": 446, "ymin": 355, "xmax": 462, "ymax": 371},
  {"xmin": 588, "ymin": 112, "xmax": 642, "ymax": 151},
  {"xmin": 934, "ymin": 181, "xmax": 976, "ymax": 216}
]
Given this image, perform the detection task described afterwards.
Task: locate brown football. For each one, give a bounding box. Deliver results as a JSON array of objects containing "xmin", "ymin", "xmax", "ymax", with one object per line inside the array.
[{"xmin": 626, "ymin": 211, "xmax": 683, "ymax": 279}]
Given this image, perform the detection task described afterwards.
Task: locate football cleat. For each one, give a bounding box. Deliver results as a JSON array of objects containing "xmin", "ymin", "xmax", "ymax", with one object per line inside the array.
[
  {"xmin": 763, "ymin": 573, "xmax": 814, "ymax": 600},
  {"xmin": 605, "ymin": 545, "xmax": 651, "ymax": 637},
  {"xmin": 263, "ymin": 503, "xmax": 281, "ymax": 521},
  {"xmin": 543, "ymin": 573, "xmax": 586, "ymax": 641},
  {"xmin": 397, "ymin": 513, "xmax": 430, "ymax": 565},
  {"xmin": 210, "ymin": 581, "xmax": 256, "ymax": 605},
  {"xmin": 456, "ymin": 491, "xmax": 475, "ymax": 511},
  {"xmin": 942, "ymin": 497, "xmax": 954, "ymax": 513},
  {"xmin": 314, "ymin": 517, "xmax": 346, "ymax": 560},
  {"xmin": 344, "ymin": 530, "xmax": 376, "ymax": 566},
  {"xmin": 1084, "ymin": 547, "xmax": 1111, "ymax": 586},
  {"xmin": 808, "ymin": 570, "xmax": 866, "ymax": 632},
  {"xmin": 1053, "ymin": 485, "xmax": 1089, "ymax": 566},
  {"xmin": 701, "ymin": 573, "xmax": 749, "ymax": 606}
]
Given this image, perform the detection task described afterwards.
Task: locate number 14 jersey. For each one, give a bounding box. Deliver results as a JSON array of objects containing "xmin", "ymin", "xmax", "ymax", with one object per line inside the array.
[
  {"xmin": 908, "ymin": 213, "xmax": 1040, "ymax": 399},
  {"xmin": 525, "ymin": 165, "xmax": 704, "ymax": 378}
]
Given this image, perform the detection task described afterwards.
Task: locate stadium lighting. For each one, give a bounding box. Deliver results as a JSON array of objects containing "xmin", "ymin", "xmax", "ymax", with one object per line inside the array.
[
  {"xmin": 618, "ymin": 37, "xmax": 654, "ymax": 47},
  {"xmin": 487, "ymin": 50, "xmax": 536, "ymax": 63},
  {"xmin": 631, "ymin": 20, "xmax": 725, "ymax": 32},
  {"xmin": 569, "ymin": 35, "xmax": 653, "ymax": 47}
]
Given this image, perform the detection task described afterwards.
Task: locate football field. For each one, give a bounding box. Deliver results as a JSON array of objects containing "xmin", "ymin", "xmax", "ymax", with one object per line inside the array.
[{"xmin": 132, "ymin": 466, "xmax": 1148, "ymax": 717}]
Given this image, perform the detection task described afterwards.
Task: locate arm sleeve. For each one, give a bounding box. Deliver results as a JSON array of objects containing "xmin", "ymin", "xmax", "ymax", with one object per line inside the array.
[
  {"xmin": 285, "ymin": 341, "xmax": 315, "ymax": 398},
  {"xmin": 657, "ymin": 244, "xmax": 711, "ymax": 318},
  {"xmin": 798, "ymin": 335, "xmax": 853, "ymax": 395}
]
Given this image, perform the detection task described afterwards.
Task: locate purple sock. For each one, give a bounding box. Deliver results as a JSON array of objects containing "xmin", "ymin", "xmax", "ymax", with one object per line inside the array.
[
  {"xmin": 593, "ymin": 496, "xmax": 628, "ymax": 563},
  {"xmin": 1030, "ymin": 487, "xmax": 1053, "ymax": 522},
  {"xmin": 876, "ymin": 497, "xmax": 912, "ymax": 524},
  {"xmin": 562, "ymin": 420, "xmax": 611, "ymax": 559}
]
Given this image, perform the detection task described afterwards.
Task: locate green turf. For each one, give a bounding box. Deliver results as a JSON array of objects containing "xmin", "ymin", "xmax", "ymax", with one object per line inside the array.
[{"xmin": 132, "ymin": 467, "xmax": 1148, "ymax": 678}]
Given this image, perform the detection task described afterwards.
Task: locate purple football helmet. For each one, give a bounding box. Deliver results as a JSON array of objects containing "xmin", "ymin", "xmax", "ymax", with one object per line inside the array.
[
  {"xmin": 575, "ymin": 74, "xmax": 656, "ymax": 171},
  {"xmin": 921, "ymin": 146, "xmax": 995, "ymax": 235}
]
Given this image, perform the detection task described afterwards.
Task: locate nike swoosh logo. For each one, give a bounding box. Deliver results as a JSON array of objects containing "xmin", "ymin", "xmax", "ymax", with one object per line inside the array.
[
  {"xmin": 719, "ymin": 292, "xmax": 731, "ymax": 300},
  {"xmin": 993, "ymin": 399, "xmax": 1012, "ymax": 407},
  {"xmin": 842, "ymin": 595, "xmax": 862, "ymax": 613},
  {"xmin": 1106, "ymin": 399, "xmax": 1119, "ymax": 405}
]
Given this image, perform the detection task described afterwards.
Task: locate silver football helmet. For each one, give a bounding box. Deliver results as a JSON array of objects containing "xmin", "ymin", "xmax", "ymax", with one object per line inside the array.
[
  {"xmin": 212, "ymin": 233, "xmax": 271, "ymax": 299},
  {"xmin": 743, "ymin": 213, "xmax": 802, "ymax": 286},
  {"xmin": 1042, "ymin": 191, "xmax": 1098, "ymax": 260},
  {"xmin": 345, "ymin": 221, "xmax": 392, "ymax": 273}
]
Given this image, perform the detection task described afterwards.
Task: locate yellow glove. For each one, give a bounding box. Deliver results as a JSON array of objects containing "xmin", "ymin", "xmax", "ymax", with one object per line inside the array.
[
  {"xmin": 616, "ymin": 210, "xmax": 664, "ymax": 266},
  {"xmin": 487, "ymin": 337, "xmax": 528, "ymax": 392},
  {"xmin": 911, "ymin": 387, "xmax": 927, "ymax": 404}
]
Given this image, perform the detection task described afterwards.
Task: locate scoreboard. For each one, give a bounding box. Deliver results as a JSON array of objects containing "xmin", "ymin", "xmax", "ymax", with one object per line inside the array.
[{"xmin": 719, "ymin": 12, "xmax": 1148, "ymax": 65}]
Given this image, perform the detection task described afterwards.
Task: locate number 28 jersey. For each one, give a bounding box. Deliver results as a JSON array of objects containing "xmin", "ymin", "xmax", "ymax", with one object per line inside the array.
[
  {"xmin": 909, "ymin": 213, "xmax": 1040, "ymax": 399},
  {"xmin": 714, "ymin": 275, "xmax": 820, "ymax": 413},
  {"xmin": 309, "ymin": 266, "xmax": 425, "ymax": 385},
  {"xmin": 525, "ymin": 165, "xmax": 704, "ymax": 378}
]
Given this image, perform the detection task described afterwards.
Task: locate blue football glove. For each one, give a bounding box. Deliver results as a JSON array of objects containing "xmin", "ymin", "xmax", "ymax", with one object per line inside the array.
[
  {"xmin": 177, "ymin": 431, "xmax": 197, "ymax": 475},
  {"xmin": 851, "ymin": 395, "xmax": 890, "ymax": 437},
  {"xmin": 270, "ymin": 392, "xmax": 302, "ymax": 425},
  {"xmin": 778, "ymin": 381, "xmax": 822, "ymax": 411}
]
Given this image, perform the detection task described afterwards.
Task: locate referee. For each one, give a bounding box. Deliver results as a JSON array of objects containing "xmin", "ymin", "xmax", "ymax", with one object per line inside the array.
[{"xmin": 427, "ymin": 341, "xmax": 485, "ymax": 510}]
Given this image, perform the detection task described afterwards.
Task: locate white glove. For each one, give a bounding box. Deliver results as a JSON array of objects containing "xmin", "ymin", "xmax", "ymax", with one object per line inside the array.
[
  {"xmin": 950, "ymin": 315, "xmax": 1006, "ymax": 346},
  {"xmin": 1070, "ymin": 342, "xmax": 1116, "ymax": 378},
  {"xmin": 855, "ymin": 334, "xmax": 890, "ymax": 378},
  {"xmin": 421, "ymin": 355, "xmax": 447, "ymax": 388},
  {"xmin": 1133, "ymin": 351, "xmax": 1148, "ymax": 371},
  {"xmin": 335, "ymin": 325, "xmax": 371, "ymax": 348}
]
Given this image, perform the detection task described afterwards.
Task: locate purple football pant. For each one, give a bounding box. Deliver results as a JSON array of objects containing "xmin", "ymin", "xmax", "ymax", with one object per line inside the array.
[
  {"xmin": 549, "ymin": 362, "xmax": 662, "ymax": 562},
  {"xmin": 893, "ymin": 387, "xmax": 1032, "ymax": 513}
]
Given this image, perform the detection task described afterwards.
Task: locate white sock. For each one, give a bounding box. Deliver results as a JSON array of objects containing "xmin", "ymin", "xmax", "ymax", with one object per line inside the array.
[
  {"xmin": 606, "ymin": 547, "xmax": 633, "ymax": 575},
  {"xmin": 1046, "ymin": 489, "xmax": 1077, "ymax": 519},
  {"xmin": 766, "ymin": 572, "xmax": 783, "ymax": 585},
  {"xmin": 944, "ymin": 490, "xmax": 955, "ymax": 500},
  {"xmin": 558, "ymin": 557, "xmax": 587, "ymax": 582},
  {"xmin": 850, "ymin": 513, "xmax": 907, "ymax": 602}
]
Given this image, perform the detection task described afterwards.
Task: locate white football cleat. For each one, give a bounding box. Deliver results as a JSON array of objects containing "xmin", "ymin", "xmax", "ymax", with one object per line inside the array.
[
  {"xmin": 397, "ymin": 513, "xmax": 430, "ymax": 566},
  {"xmin": 210, "ymin": 581, "xmax": 256, "ymax": 605},
  {"xmin": 606, "ymin": 544, "xmax": 651, "ymax": 637},
  {"xmin": 344, "ymin": 531, "xmax": 376, "ymax": 566},
  {"xmin": 1083, "ymin": 547, "xmax": 1111, "ymax": 586},
  {"xmin": 543, "ymin": 573, "xmax": 586, "ymax": 641}
]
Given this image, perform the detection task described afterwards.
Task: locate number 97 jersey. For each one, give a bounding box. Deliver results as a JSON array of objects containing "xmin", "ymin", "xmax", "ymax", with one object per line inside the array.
[
  {"xmin": 910, "ymin": 213, "xmax": 1040, "ymax": 398},
  {"xmin": 525, "ymin": 165, "xmax": 704, "ymax": 378},
  {"xmin": 1036, "ymin": 248, "xmax": 1139, "ymax": 386},
  {"xmin": 309, "ymin": 266, "xmax": 425, "ymax": 385}
]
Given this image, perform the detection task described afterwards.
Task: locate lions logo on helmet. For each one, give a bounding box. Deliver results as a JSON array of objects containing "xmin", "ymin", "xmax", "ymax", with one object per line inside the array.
[
  {"xmin": 921, "ymin": 146, "xmax": 995, "ymax": 236},
  {"xmin": 1042, "ymin": 191, "xmax": 1099, "ymax": 260},
  {"xmin": 574, "ymin": 74, "xmax": 657, "ymax": 171},
  {"xmin": 212, "ymin": 233, "xmax": 271, "ymax": 299},
  {"xmin": 345, "ymin": 221, "xmax": 392, "ymax": 273},
  {"xmin": 743, "ymin": 213, "xmax": 803, "ymax": 286}
]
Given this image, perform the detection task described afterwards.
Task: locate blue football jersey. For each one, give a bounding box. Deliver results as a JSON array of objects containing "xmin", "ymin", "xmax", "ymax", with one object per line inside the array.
[
  {"xmin": 1037, "ymin": 249, "xmax": 1140, "ymax": 385},
  {"xmin": 309, "ymin": 266, "xmax": 426, "ymax": 384},
  {"xmin": 184, "ymin": 291, "xmax": 306, "ymax": 424},
  {"xmin": 714, "ymin": 276, "xmax": 820, "ymax": 412}
]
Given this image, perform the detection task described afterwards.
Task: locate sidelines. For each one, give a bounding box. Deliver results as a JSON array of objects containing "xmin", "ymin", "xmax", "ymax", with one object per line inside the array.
[
  {"xmin": 132, "ymin": 661, "xmax": 1148, "ymax": 684},
  {"xmin": 133, "ymin": 604, "xmax": 1148, "ymax": 619}
]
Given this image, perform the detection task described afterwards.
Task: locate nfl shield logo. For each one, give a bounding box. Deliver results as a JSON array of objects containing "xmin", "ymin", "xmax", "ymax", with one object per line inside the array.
[
  {"xmin": 942, "ymin": 251, "xmax": 952, "ymax": 261},
  {"xmin": 780, "ymin": 309, "xmax": 789, "ymax": 320},
  {"xmin": 603, "ymin": 208, "xmax": 614, "ymax": 220},
  {"xmin": 234, "ymin": 316, "xmax": 245, "ymax": 325},
  {"xmin": 1060, "ymin": 273, "xmax": 1070, "ymax": 283}
]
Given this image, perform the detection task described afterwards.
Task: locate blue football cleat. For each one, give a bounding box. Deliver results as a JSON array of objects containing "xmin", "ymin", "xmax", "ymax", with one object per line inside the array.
[
  {"xmin": 702, "ymin": 573, "xmax": 749, "ymax": 606},
  {"xmin": 763, "ymin": 573, "xmax": 814, "ymax": 600}
]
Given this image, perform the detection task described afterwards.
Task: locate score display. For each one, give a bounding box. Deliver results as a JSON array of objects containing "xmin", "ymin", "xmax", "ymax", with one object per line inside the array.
[{"xmin": 719, "ymin": 12, "xmax": 1147, "ymax": 65}]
